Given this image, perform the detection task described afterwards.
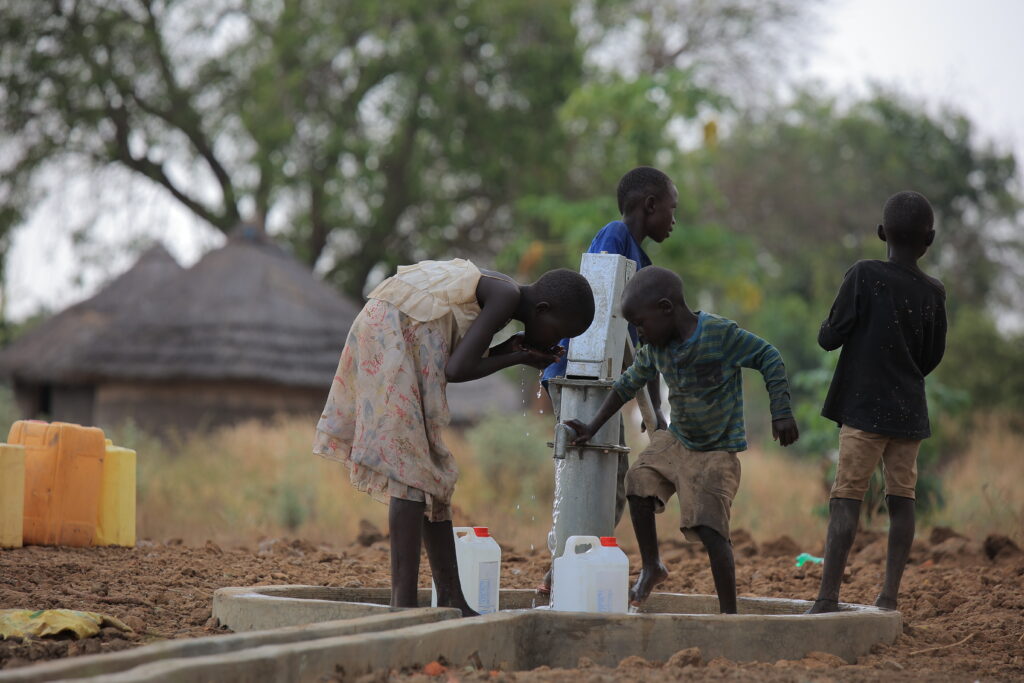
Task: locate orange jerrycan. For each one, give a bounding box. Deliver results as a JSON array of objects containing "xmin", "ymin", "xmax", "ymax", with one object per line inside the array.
[
  {"xmin": 8, "ymin": 420, "xmax": 106, "ymax": 547},
  {"xmin": 1, "ymin": 443, "xmax": 26, "ymax": 547}
]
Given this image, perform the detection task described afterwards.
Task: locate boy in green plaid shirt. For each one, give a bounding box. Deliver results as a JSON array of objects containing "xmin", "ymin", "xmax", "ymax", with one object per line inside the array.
[{"xmin": 567, "ymin": 266, "xmax": 799, "ymax": 613}]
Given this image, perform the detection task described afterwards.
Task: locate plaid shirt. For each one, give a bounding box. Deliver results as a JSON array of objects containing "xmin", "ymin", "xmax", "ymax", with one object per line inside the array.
[{"xmin": 613, "ymin": 312, "xmax": 793, "ymax": 452}]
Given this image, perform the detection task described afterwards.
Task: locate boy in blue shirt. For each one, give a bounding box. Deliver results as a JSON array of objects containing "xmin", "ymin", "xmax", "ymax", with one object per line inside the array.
[
  {"xmin": 566, "ymin": 266, "xmax": 800, "ymax": 613},
  {"xmin": 542, "ymin": 165, "xmax": 677, "ymax": 395},
  {"xmin": 540, "ymin": 167, "xmax": 676, "ymax": 593}
]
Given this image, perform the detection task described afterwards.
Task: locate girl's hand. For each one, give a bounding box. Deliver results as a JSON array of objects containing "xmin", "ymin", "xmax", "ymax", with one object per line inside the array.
[
  {"xmin": 511, "ymin": 334, "xmax": 563, "ymax": 369},
  {"xmin": 486, "ymin": 333, "xmax": 522, "ymax": 357}
]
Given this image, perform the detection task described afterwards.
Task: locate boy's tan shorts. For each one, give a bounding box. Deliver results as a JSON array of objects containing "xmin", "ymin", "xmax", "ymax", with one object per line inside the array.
[
  {"xmin": 830, "ymin": 425, "xmax": 920, "ymax": 500},
  {"xmin": 624, "ymin": 429, "xmax": 740, "ymax": 543}
]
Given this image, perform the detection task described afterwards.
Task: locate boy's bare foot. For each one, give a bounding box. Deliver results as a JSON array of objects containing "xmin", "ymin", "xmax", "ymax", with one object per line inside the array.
[
  {"xmin": 629, "ymin": 563, "xmax": 668, "ymax": 605},
  {"xmin": 874, "ymin": 594, "xmax": 898, "ymax": 611},
  {"xmin": 536, "ymin": 567, "xmax": 552, "ymax": 595},
  {"xmin": 805, "ymin": 598, "xmax": 840, "ymax": 614}
]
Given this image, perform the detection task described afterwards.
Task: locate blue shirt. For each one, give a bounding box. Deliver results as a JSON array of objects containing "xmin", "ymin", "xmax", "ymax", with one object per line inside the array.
[
  {"xmin": 542, "ymin": 221, "xmax": 651, "ymax": 384},
  {"xmin": 612, "ymin": 312, "xmax": 793, "ymax": 452}
]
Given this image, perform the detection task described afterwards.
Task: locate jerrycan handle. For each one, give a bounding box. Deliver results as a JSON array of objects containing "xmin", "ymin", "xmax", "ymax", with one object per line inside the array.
[
  {"xmin": 453, "ymin": 527, "xmax": 474, "ymax": 540},
  {"xmin": 565, "ymin": 535, "xmax": 600, "ymax": 554}
]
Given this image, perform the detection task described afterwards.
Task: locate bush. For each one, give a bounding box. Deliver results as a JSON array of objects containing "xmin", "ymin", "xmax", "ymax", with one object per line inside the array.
[{"xmin": 465, "ymin": 412, "xmax": 554, "ymax": 506}]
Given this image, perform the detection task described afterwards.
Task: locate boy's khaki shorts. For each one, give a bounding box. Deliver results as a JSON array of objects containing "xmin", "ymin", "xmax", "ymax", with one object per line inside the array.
[
  {"xmin": 830, "ymin": 425, "xmax": 920, "ymax": 501},
  {"xmin": 624, "ymin": 429, "xmax": 740, "ymax": 543}
]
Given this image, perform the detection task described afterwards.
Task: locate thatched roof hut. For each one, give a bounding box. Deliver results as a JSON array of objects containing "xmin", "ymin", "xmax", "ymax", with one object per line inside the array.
[{"xmin": 0, "ymin": 226, "xmax": 522, "ymax": 433}]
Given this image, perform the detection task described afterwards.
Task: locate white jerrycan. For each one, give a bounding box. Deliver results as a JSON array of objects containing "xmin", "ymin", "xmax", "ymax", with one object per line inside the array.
[
  {"xmin": 551, "ymin": 535, "xmax": 599, "ymax": 612},
  {"xmin": 552, "ymin": 535, "xmax": 629, "ymax": 613},
  {"xmin": 591, "ymin": 536, "xmax": 629, "ymax": 614},
  {"xmin": 431, "ymin": 526, "xmax": 501, "ymax": 614}
]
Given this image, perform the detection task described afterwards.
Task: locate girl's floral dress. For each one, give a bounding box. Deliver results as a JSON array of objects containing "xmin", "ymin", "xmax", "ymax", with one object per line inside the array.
[{"xmin": 313, "ymin": 259, "xmax": 486, "ymax": 521}]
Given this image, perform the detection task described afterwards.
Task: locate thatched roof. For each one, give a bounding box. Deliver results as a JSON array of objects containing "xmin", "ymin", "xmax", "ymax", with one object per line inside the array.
[
  {"xmin": 0, "ymin": 243, "xmax": 183, "ymax": 383},
  {"xmin": 78, "ymin": 225, "xmax": 362, "ymax": 387},
  {"xmin": 0, "ymin": 225, "xmax": 524, "ymax": 420}
]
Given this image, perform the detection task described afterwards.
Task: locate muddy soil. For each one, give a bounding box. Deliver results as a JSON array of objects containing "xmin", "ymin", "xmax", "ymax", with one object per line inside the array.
[{"xmin": 1, "ymin": 527, "xmax": 1022, "ymax": 681}]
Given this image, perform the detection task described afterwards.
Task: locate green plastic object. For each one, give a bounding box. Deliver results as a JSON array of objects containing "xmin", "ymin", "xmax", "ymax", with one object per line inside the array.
[{"xmin": 795, "ymin": 552, "xmax": 824, "ymax": 568}]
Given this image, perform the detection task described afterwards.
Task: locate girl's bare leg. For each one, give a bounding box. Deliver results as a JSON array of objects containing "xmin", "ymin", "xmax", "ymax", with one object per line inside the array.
[
  {"xmin": 423, "ymin": 519, "xmax": 479, "ymax": 617},
  {"xmin": 389, "ymin": 497, "xmax": 425, "ymax": 608}
]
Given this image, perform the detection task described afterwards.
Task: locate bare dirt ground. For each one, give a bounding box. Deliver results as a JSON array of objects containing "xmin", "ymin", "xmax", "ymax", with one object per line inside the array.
[{"xmin": 1, "ymin": 526, "xmax": 1022, "ymax": 681}]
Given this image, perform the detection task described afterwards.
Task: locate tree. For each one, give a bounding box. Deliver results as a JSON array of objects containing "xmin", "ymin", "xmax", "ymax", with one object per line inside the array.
[
  {"xmin": 706, "ymin": 88, "xmax": 1022, "ymax": 313},
  {"xmin": 496, "ymin": 0, "xmax": 820, "ymax": 279},
  {"xmin": 577, "ymin": 0, "xmax": 820, "ymax": 96},
  {"xmin": 0, "ymin": 0, "xmax": 580, "ymax": 297}
]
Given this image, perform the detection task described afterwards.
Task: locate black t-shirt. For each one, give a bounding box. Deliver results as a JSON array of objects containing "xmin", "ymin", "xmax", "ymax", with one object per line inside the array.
[{"xmin": 819, "ymin": 260, "xmax": 947, "ymax": 439}]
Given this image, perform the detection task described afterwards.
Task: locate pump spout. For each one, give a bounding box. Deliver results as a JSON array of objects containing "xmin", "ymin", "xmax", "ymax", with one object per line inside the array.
[{"xmin": 552, "ymin": 423, "xmax": 577, "ymax": 460}]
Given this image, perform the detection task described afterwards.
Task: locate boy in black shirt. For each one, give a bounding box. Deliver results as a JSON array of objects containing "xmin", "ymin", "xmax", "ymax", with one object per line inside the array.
[{"xmin": 807, "ymin": 191, "xmax": 947, "ymax": 614}]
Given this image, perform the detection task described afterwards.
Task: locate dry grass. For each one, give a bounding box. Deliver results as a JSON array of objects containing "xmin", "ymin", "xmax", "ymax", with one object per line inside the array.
[
  {"xmin": 120, "ymin": 412, "xmax": 1023, "ymax": 549},
  {"xmin": 731, "ymin": 447, "xmax": 828, "ymax": 546},
  {"xmin": 932, "ymin": 415, "xmax": 1024, "ymax": 543},
  {"xmin": 124, "ymin": 416, "xmax": 385, "ymax": 547}
]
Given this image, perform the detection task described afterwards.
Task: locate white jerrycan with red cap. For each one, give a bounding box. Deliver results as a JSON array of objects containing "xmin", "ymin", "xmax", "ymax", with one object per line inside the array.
[
  {"xmin": 552, "ymin": 535, "xmax": 628, "ymax": 613},
  {"xmin": 431, "ymin": 526, "xmax": 501, "ymax": 614},
  {"xmin": 590, "ymin": 536, "xmax": 629, "ymax": 613}
]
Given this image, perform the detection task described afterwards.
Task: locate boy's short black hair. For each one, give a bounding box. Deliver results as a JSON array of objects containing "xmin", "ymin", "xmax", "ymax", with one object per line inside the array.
[
  {"xmin": 623, "ymin": 266, "xmax": 685, "ymax": 307},
  {"xmin": 883, "ymin": 191, "xmax": 934, "ymax": 247},
  {"xmin": 617, "ymin": 166, "xmax": 673, "ymax": 215},
  {"xmin": 532, "ymin": 269, "xmax": 595, "ymax": 333}
]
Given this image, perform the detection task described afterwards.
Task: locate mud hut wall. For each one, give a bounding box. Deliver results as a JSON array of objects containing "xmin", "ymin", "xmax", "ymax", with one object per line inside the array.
[
  {"xmin": 94, "ymin": 380, "xmax": 327, "ymax": 435},
  {"xmin": 9, "ymin": 380, "xmax": 96, "ymax": 427},
  {"xmin": 51, "ymin": 385, "xmax": 96, "ymax": 426}
]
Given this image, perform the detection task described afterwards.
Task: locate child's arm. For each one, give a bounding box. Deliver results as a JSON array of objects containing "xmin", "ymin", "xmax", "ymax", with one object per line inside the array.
[
  {"xmin": 727, "ymin": 324, "xmax": 799, "ymax": 446},
  {"xmin": 919, "ymin": 299, "xmax": 947, "ymax": 377},
  {"xmin": 818, "ymin": 266, "xmax": 861, "ymax": 351},
  {"xmin": 445, "ymin": 279, "xmax": 559, "ymax": 383},
  {"xmin": 566, "ymin": 343, "xmax": 658, "ymax": 443},
  {"xmin": 645, "ymin": 375, "xmax": 667, "ymax": 431}
]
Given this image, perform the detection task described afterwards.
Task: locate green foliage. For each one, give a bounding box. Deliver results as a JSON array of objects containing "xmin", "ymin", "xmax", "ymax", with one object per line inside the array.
[
  {"xmin": 937, "ymin": 308, "xmax": 1024, "ymax": 414},
  {"xmin": 276, "ymin": 477, "xmax": 315, "ymax": 531},
  {"xmin": 788, "ymin": 353, "xmax": 840, "ymax": 457},
  {"xmin": 0, "ymin": 0, "xmax": 581, "ymax": 298},
  {"xmin": 465, "ymin": 412, "xmax": 553, "ymax": 504},
  {"xmin": 707, "ymin": 88, "xmax": 1021, "ymax": 313},
  {"xmin": 580, "ymin": 0, "xmax": 819, "ymax": 94}
]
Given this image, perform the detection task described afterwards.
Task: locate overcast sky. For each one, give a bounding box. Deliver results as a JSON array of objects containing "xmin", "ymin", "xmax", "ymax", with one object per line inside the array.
[{"xmin": 5, "ymin": 0, "xmax": 1023, "ymax": 322}]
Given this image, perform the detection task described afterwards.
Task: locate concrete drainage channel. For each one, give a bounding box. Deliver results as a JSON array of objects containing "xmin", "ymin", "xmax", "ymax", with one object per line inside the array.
[{"xmin": 0, "ymin": 587, "xmax": 900, "ymax": 682}]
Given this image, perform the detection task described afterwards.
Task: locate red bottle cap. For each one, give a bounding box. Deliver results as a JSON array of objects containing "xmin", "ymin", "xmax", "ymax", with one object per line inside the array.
[
  {"xmin": 473, "ymin": 527, "xmax": 489, "ymax": 537},
  {"xmin": 599, "ymin": 537, "xmax": 617, "ymax": 547}
]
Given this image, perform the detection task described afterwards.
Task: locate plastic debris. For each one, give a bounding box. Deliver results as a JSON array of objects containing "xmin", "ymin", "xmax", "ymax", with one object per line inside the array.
[
  {"xmin": 0, "ymin": 609, "xmax": 131, "ymax": 640},
  {"xmin": 795, "ymin": 552, "xmax": 824, "ymax": 568}
]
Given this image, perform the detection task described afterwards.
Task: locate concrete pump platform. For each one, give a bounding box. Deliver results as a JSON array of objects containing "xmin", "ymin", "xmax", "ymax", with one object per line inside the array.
[{"xmin": 0, "ymin": 586, "xmax": 900, "ymax": 682}]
